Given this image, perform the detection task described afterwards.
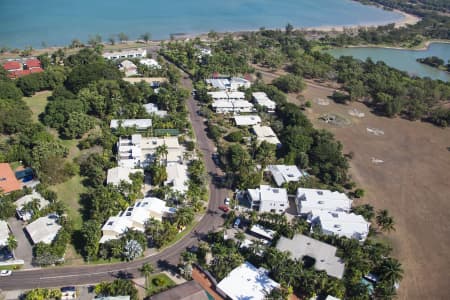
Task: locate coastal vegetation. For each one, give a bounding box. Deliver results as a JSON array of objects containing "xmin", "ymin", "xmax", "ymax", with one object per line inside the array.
[{"xmin": 416, "ymin": 56, "xmax": 449, "ymax": 71}]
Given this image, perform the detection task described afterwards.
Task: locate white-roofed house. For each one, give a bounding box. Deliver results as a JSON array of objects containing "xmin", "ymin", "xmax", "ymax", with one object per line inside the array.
[
  {"xmin": 211, "ymin": 100, "xmax": 235, "ymax": 114},
  {"xmin": 276, "ymin": 234, "xmax": 345, "ymax": 279},
  {"xmin": 311, "ymin": 211, "xmax": 370, "ymax": 242},
  {"xmin": 165, "ymin": 163, "xmax": 189, "ymax": 194},
  {"xmin": 140, "ymin": 58, "xmax": 161, "ymax": 69},
  {"xmin": 0, "ymin": 220, "xmax": 10, "ymax": 247},
  {"xmin": 106, "ymin": 167, "xmax": 144, "ymax": 186},
  {"xmin": 296, "ymin": 188, "xmax": 352, "ymax": 216},
  {"xmin": 100, "ymin": 197, "xmax": 176, "ymax": 243},
  {"xmin": 110, "ymin": 119, "xmax": 152, "ymax": 131},
  {"xmin": 252, "ymin": 125, "xmax": 281, "ymax": 147},
  {"xmin": 25, "ymin": 215, "xmax": 61, "ymax": 244},
  {"xmin": 15, "ymin": 191, "xmax": 50, "ymax": 221},
  {"xmin": 232, "ymin": 100, "xmax": 254, "ymax": 113},
  {"xmin": 267, "ymin": 165, "xmax": 305, "ymax": 187},
  {"xmin": 229, "ymin": 77, "xmax": 251, "ymax": 91},
  {"xmin": 205, "ymin": 77, "xmax": 251, "ymax": 91},
  {"xmin": 118, "ymin": 60, "xmax": 138, "ymax": 77},
  {"xmin": 103, "ymin": 48, "xmax": 147, "ymax": 60},
  {"xmin": 233, "ymin": 115, "xmax": 261, "ymax": 126},
  {"xmin": 249, "ymin": 224, "xmax": 276, "ymax": 241},
  {"xmin": 247, "ymin": 185, "xmax": 288, "ymax": 213},
  {"xmin": 217, "ymin": 261, "xmax": 279, "ymax": 300},
  {"xmin": 208, "ymin": 91, "xmax": 230, "ymax": 100},
  {"xmin": 252, "ymin": 92, "xmax": 276, "ymax": 112},
  {"xmin": 227, "ymin": 91, "xmax": 245, "ymax": 100},
  {"xmin": 143, "ymin": 103, "xmax": 167, "ymax": 117}
]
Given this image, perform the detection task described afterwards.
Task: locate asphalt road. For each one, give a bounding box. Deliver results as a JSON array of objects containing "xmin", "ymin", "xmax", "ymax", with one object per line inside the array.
[{"xmin": 0, "ymin": 71, "xmax": 228, "ymax": 291}]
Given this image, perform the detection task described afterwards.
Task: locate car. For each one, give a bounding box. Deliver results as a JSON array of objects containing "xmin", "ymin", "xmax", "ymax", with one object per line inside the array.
[
  {"xmin": 233, "ymin": 217, "xmax": 241, "ymax": 228},
  {"xmin": 0, "ymin": 270, "xmax": 12, "ymax": 276},
  {"xmin": 224, "ymin": 197, "xmax": 230, "ymax": 205},
  {"xmin": 218, "ymin": 205, "xmax": 230, "ymax": 213}
]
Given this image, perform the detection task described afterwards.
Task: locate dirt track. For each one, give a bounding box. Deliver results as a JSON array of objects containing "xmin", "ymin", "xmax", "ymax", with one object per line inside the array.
[{"xmin": 296, "ymin": 85, "xmax": 450, "ymax": 300}]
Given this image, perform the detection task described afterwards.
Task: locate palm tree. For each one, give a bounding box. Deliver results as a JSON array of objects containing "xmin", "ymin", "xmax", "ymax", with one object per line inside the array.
[
  {"xmin": 139, "ymin": 262, "xmax": 154, "ymax": 292},
  {"xmin": 234, "ymin": 231, "xmax": 246, "ymax": 246},
  {"xmin": 7, "ymin": 235, "xmax": 17, "ymax": 252},
  {"xmin": 379, "ymin": 258, "xmax": 404, "ymax": 284},
  {"xmin": 174, "ymin": 207, "xmax": 194, "ymax": 228},
  {"xmin": 376, "ymin": 209, "xmax": 395, "ymax": 232},
  {"xmin": 155, "ymin": 144, "xmax": 169, "ymax": 165}
]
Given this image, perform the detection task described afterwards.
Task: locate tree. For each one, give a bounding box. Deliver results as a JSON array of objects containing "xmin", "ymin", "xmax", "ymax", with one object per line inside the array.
[
  {"xmin": 352, "ymin": 204, "xmax": 375, "ymax": 222},
  {"xmin": 272, "ymin": 74, "xmax": 306, "ymax": 93},
  {"xmin": 174, "ymin": 207, "xmax": 195, "ymax": 227},
  {"xmin": 376, "ymin": 209, "xmax": 395, "ymax": 232},
  {"xmin": 0, "ymin": 80, "xmax": 23, "ymax": 100},
  {"xmin": 139, "ymin": 263, "xmax": 154, "ymax": 292},
  {"xmin": 81, "ymin": 220, "xmax": 102, "ymax": 261},
  {"xmin": 140, "ymin": 32, "xmax": 152, "ymax": 43},
  {"xmin": 379, "ymin": 258, "xmax": 404, "ymax": 284},
  {"xmin": 87, "ymin": 34, "xmax": 102, "ymax": 47},
  {"xmin": 108, "ymin": 35, "xmax": 116, "ymax": 45},
  {"xmin": 123, "ymin": 239, "xmax": 143, "ymax": 261},
  {"xmin": 7, "ymin": 235, "xmax": 17, "ymax": 251},
  {"xmin": 118, "ymin": 32, "xmax": 129, "ymax": 43},
  {"xmin": 255, "ymin": 141, "xmax": 276, "ymax": 173},
  {"xmin": 234, "ymin": 231, "xmax": 246, "ymax": 246},
  {"xmin": 95, "ymin": 279, "xmax": 138, "ymax": 300},
  {"xmin": 155, "ymin": 144, "xmax": 169, "ymax": 165},
  {"xmin": 63, "ymin": 112, "xmax": 95, "ymax": 139}
]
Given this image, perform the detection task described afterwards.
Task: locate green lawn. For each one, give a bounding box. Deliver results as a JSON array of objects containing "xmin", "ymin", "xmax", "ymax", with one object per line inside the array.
[
  {"xmin": 49, "ymin": 175, "xmax": 85, "ymax": 230},
  {"xmin": 22, "ymin": 91, "xmax": 51, "ymax": 122},
  {"xmin": 146, "ymin": 273, "xmax": 176, "ymax": 296}
]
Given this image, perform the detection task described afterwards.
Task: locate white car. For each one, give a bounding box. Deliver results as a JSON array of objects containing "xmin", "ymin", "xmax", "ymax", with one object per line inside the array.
[
  {"xmin": 224, "ymin": 198, "xmax": 230, "ymax": 205},
  {"xmin": 0, "ymin": 270, "xmax": 12, "ymax": 276}
]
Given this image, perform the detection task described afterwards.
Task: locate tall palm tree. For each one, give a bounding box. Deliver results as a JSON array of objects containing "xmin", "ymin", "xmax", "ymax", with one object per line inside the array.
[
  {"xmin": 376, "ymin": 209, "xmax": 396, "ymax": 232},
  {"xmin": 379, "ymin": 258, "xmax": 404, "ymax": 284},
  {"xmin": 140, "ymin": 32, "xmax": 152, "ymax": 43},
  {"xmin": 139, "ymin": 262, "xmax": 154, "ymax": 292},
  {"xmin": 174, "ymin": 207, "xmax": 194, "ymax": 228},
  {"xmin": 155, "ymin": 144, "xmax": 169, "ymax": 166},
  {"xmin": 234, "ymin": 231, "xmax": 246, "ymax": 246},
  {"xmin": 7, "ymin": 235, "xmax": 17, "ymax": 252}
]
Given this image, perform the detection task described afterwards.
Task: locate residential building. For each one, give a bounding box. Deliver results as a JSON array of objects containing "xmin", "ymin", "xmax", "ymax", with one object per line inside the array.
[
  {"xmin": 106, "ymin": 167, "xmax": 143, "ymax": 186},
  {"xmin": 247, "ymin": 185, "xmax": 288, "ymax": 213},
  {"xmin": 208, "ymin": 91, "xmax": 245, "ymax": 101},
  {"xmin": 295, "ymin": 188, "xmax": 352, "ymax": 215},
  {"xmin": 211, "ymin": 100, "xmax": 234, "ymax": 114},
  {"xmin": 2, "ymin": 61, "xmax": 22, "ymax": 72},
  {"xmin": 249, "ymin": 224, "xmax": 276, "ymax": 240},
  {"xmin": 102, "ymin": 48, "xmax": 147, "ymax": 60},
  {"xmin": 326, "ymin": 296, "xmax": 341, "ymax": 300},
  {"xmin": 0, "ymin": 220, "xmax": 9, "ymax": 247},
  {"xmin": 165, "ymin": 162, "xmax": 189, "ymax": 194},
  {"xmin": 25, "ymin": 215, "xmax": 61, "ymax": 244},
  {"xmin": 100, "ymin": 197, "xmax": 175, "ymax": 243},
  {"xmin": 268, "ymin": 165, "xmax": 305, "ymax": 187},
  {"xmin": 143, "ymin": 103, "xmax": 168, "ymax": 117},
  {"xmin": 123, "ymin": 77, "xmax": 167, "ymax": 88},
  {"xmin": 96, "ymin": 297, "xmax": 130, "ymax": 300},
  {"xmin": 25, "ymin": 58, "xmax": 43, "ymax": 71},
  {"xmin": 277, "ymin": 234, "xmax": 345, "ymax": 279},
  {"xmin": 205, "ymin": 77, "xmax": 251, "ymax": 91},
  {"xmin": 119, "ymin": 60, "xmax": 138, "ymax": 77},
  {"xmin": 150, "ymin": 280, "xmax": 209, "ymax": 300},
  {"xmin": 252, "ymin": 125, "xmax": 281, "ymax": 146},
  {"xmin": 252, "ymin": 92, "xmax": 276, "ymax": 112},
  {"xmin": 310, "ymin": 211, "xmax": 370, "ymax": 242},
  {"xmin": 140, "ymin": 58, "xmax": 161, "ymax": 69},
  {"xmin": 217, "ymin": 261, "xmax": 280, "ymax": 300},
  {"xmin": 110, "ymin": 119, "xmax": 152, "ymax": 131},
  {"xmin": 233, "ymin": 115, "xmax": 261, "ymax": 126},
  {"xmin": 0, "ymin": 163, "xmax": 22, "ymax": 194},
  {"xmin": 15, "ymin": 191, "xmax": 50, "ymax": 221}
]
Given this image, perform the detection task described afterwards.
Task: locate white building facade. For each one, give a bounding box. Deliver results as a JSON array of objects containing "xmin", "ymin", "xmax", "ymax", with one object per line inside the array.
[{"xmin": 247, "ymin": 185, "xmax": 288, "ymax": 213}]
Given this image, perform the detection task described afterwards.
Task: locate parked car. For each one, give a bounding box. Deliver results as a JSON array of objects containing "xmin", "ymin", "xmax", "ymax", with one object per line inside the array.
[
  {"xmin": 233, "ymin": 217, "xmax": 241, "ymax": 228},
  {"xmin": 219, "ymin": 205, "xmax": 230, "ymax": 213},
  {"xmin": 224, "ymin": 197, "xmax": 230, "ymax": 205},
  {"xmin": 0, "ymin": 270, "xmax": 12, "ymax": 277}
]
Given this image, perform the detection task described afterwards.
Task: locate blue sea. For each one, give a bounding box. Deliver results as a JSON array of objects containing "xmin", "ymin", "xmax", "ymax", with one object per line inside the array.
[{"xmin": 0, "ymin": 0, "xmax": 402, "ymax": 49}]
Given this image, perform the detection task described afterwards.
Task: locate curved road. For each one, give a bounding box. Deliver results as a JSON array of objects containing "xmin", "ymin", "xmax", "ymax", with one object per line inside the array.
[{"xmin": 0, "ymin": 72, "xmax": 228, "ymax": 291}]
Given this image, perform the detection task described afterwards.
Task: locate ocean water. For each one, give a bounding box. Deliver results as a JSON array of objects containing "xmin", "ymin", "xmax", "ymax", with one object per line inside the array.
[
  {"xmin": 327, "ymin": 43, "xmax": 450, "ymax": 81},
  {"xmin": 0, "ymin": 0, "xmax": 402, "ymax": 49}
]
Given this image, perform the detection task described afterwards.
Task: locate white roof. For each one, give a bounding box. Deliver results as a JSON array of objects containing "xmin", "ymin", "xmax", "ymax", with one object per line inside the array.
[
  {"xmin": 143, "ymin": 103, "xmax": 167, "ymax": 117},
  {"xmin": 312, "ymin": 211, "xmax": 370, "ymax": 241},
  {"xmin": 252, "ymin": 92, "xmax": 276, "ymax": 109},
  {"xmin": 217, "ymin": 262, "xmax": 279, "ymax": 300},
  {"xmin": 268, "ymin": 165, "xmax": 304, "ymax": 187},
  {"xmin": 106, "ymin": 167, "xmax": 143, "ymax": 186},
  {"xmin": 0, "ymin": 220, "xmax": 9, "ymax": 247},
  {"xmin": 326, "ymin": 296, "xmax": 341, "ymax": 300},
  {"xmin": 232, "ymin": 100, "xmax": 253, "ymax": 108},
  {"xmin": 25, "ymin": 215, "xmax": 61, "ymax": 244},
  {"xmin": 250, "ymin": 224, "xmax": 276, "ymax": 240},
  {"xmin": 110, "ymin": 119, "xmax": 152, "ymax": 130},
  {"xmin": 248, "ymin": 185, "xmax": 288, "ymax": 203},
  {"xmin": 227, "ymin": 91, "xmax": 245, "ymax": 99},
  {"xmin": 15, "ymin": 191, "xmax": 50, "ymax": 210},
  {"xmin": 140, "ymin": 58, "xmax": 161, "ymax": 68},
  {"xmin": 212, "ymin": 100, "xmax": 234, "ymax": 108},
  {"xmin": 296, "ymin": 188, "xmax": 352, "ymax": 215},
  {"xmin": 103, "ymin": 48, "xmax": 146, "ymax": 59},
  {"xmin": 205, "ymin": 78, "xmax": 229, "ymax": 90},
  {"xmin": 208, "ymin": 91, "xmax": 229, "ymax": 100},
  {"xmin": 252, "ymin": 125, "xmax": 281, "ymax": 145},
  {"xmin": 234, "ymin": 115, "xmax": 261, "ymax": 126},
  {"xmin": 119, "ymin": 60, "xmax": 137, "ymax": 69},
  {"xmin": 165, "ymin": 163, "xmax": 188, "ymax": 193},
  {"xmin": 277, "ymin": 234, "xmax": 345, "ymax": 279}
]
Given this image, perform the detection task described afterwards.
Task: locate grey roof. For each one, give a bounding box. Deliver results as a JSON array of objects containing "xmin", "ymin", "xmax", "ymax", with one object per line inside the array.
[
  {"xmin": 150, "ymin": 281, "xmax": 209, "ymax": 300},
  {"xmin": 276, "ymin": 234, "xmax": 345, "ymax": 279}
]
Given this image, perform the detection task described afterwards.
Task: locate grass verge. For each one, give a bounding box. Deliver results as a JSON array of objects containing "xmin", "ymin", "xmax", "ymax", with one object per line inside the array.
[{"xmin": 146, "ymin": 273, "xmax": 176, "ymax": 296}]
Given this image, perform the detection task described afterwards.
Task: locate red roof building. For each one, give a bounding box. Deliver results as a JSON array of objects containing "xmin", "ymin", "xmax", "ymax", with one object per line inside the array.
[
  {"xmin": 25, "ymin": 58, "xmax": 41, "ymax": 69},
  {"xmin": 0, "ymin": 163, "xmax": 22, "ymax": 194},
  {"xmin": 30, "ymin": 67, "xmax": 43, "ymax": 73},
  {"xmin": 8, "ymin": 69, "xmax": 31, "ymax": 79},
  {"xmin": 3, "ymin": 61, "xmax": 22, "ymax": 71}
]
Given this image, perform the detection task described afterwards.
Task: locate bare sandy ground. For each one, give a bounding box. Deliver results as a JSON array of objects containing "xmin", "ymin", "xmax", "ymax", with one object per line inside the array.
[{"xmin": 292, "ymin": 84, "xmax": 450, "ymax": 299}]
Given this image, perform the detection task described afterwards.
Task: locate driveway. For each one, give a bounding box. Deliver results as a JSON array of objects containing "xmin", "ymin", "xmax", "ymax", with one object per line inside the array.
[{"xmin": 7, "ymin": 217, "xmax": 33, "ymax": 269}]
